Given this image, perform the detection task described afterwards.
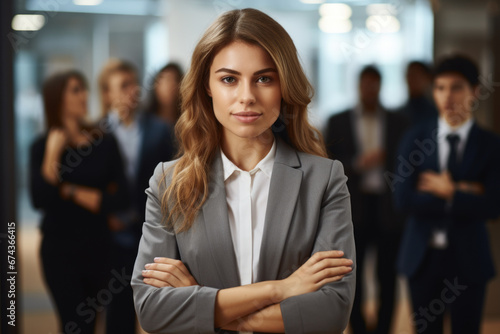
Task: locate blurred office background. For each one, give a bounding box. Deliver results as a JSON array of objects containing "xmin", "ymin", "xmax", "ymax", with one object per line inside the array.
[{"xmin": 1, "ymin": 0, "xmax": 500, "ymax": 333}]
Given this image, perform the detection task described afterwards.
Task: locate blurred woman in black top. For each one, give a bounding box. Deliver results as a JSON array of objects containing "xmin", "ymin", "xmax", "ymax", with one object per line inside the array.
[{"xmin": 30, "ymin": 70, "xmax": 128, "ymax": 334}]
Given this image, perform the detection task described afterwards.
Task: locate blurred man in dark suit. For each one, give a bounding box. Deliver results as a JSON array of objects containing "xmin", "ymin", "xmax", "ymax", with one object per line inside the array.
[
  {"xmin": 325, "ymin": 66, "xmax": 408, "ymax": 334},
  {"xmin": 400, "ymin": 61, "xmax": 438, "ymax": 126},
  {"xmin": 394, "ymin": 55, "xmax": 500, "ymax": 334}
]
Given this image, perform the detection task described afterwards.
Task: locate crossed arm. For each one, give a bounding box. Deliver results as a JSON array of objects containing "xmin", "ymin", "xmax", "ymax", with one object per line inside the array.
[
  {"xmin": 142, "ymin": 251, "xmax": 353, "ymax": 332},
  {"xmin": 132, "ymin": 160, "xmax": 355, "ymax": 333}
]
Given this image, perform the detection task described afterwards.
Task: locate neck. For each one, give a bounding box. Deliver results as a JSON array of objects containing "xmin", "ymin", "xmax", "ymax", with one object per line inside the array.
[
  {"xmin": 63, "ymin": 117, "xmax": 87, "ymax": 145},
  {"xmin": 158, "ymin": 104, "xmax": 177, "ymax": 124},
  {"xmin": 362, "ymin": 106, "xmax": 377, "ymax": 114},
  {"xmin": 443, "ymin": 116, "xmax": 472, "ymax": 130},
  {"xmin": 220, "ymin": 130, "xmax": 274, "ymax": 171},
  {"xmin": 115, "ymin": 108, "xmax": 135, "ymax": 126},
  {"xmin": 63, "ymin": 117, "xmax": 79, "ymax": 136}
]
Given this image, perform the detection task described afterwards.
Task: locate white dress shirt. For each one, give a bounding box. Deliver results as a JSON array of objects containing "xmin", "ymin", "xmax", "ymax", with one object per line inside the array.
[
  {"xmin": 353, "ymin": 104, "xmax": 385, "ymax": 193},
  {"xmin": 220, "ymin": 140, "xmax": 276, "ymax": 334},
  {"xmin": 437, "ymin": 117, "xmax": 474, "ymax": 172},
  {"xmin": 431, "ymin": 117, "xmax": 474, "ymax": 249},
  {"xmin": 108, "ymin": 111, "xmax": 142, "ymax": 182},
  {"xmin": 221, "ymin": 140, "xmax": 276, "ymax": 289}
]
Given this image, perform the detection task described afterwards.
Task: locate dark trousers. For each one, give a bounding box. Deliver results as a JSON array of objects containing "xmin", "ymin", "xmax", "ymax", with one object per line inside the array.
[
  {"xmin": 408, "ymin": 248, "xmax": 486, "ymax": 334},
  {"xmin": 106, "ymin": 239, "xmax": 138, "ymax": 334},
  {"xmin": 41, "ymin": 236, "xmax": 110, "ymax": 334},
  {"xmin": 350, "ymin": 194, "xmax": 401, "ymax": 334}
]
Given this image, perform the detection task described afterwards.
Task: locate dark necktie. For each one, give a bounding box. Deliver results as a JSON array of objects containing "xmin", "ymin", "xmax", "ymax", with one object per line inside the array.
[{"xmin": 446, "ymin": 134, "xmax": 460, "ymax": 180}]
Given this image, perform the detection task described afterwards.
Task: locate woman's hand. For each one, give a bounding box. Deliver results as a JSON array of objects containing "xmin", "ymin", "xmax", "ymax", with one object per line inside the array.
[
  {"xmin": 42, "ymin": 128, "xmax": 68, "ymax": 185},
  {"xmin": 142, "ymin": 257, "xmax": 199, "ymax": 288},
  {"xmin": 277, "ymin": 250, "xmax": 353, "ymax": 301}
]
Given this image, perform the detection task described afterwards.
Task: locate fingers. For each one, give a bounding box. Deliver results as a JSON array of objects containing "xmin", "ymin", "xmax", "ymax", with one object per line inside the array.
[
  {"xmin": 143, "ymin": 258, "xmax": 198, "ymax": 287},
  {"xmin": 142, "ymin": 267, "xmax": 184, "ymax": 287},
  {"xmin": 143, "ymin": 277, "xmax": 172, "ymax": 288},
  {"xmin": 312, "ymin": 265, "xmax": 352, "ymax": 286},
  {"xmin": 316, "ymin": 274, "xmax": 347, "ymax": 287},
  {"xmin": 309, "ymin": 250, "xmax": 345, "ymax": 264},
  {"xmin": 312, "ymin": 257, "xmax": 353, "ymax": 273},
  {"xmin": 153, "ymin": 257, "xmax": 191, "ymax": 277}
]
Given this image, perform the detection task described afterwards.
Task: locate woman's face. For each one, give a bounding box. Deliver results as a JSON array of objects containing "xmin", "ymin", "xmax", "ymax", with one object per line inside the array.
[
  {"xmin": 208, "ymin": 41, "xmax": 282, "ymax": 143},
  {"xmin": 155, "ymin": 70, "xmax": 180, "ymax": 105},
  {"xmin": 62, "ymin": 77, "xmax": 87, "ymax": 121}
]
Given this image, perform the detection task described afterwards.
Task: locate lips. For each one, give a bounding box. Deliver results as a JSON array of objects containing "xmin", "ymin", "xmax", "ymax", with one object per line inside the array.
[{"xmin": 232, "ymin": 111, "xmax": 262, "ymax": 123}]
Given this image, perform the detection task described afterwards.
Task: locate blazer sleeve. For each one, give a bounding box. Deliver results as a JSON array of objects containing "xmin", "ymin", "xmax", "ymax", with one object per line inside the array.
[
  {"xmin": 131, "ymin": 162, "xmax": 220, "ymax": 334},
  {"xmin": 449, "ymin": 140, "xmax": 500, "ymax": 221},
  {"xmin": 280, "ymin": 160, "xmax": 356, "ymax": 334},
  {"xmin": 393, "ymin": 129, "xmax": 448, "ymax": 219}
]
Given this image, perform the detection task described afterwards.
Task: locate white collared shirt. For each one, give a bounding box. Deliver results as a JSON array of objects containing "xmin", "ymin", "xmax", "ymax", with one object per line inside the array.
[
  {"xmin": 221, "ymin": 140, "xmax": 276, "ymax": 291},
  {"xmin": 431, "ymin": 117, "xmax": 474, "ymax": 249},
  {"xmin": 353, "ymin": 104, "xmax": 385, "ymax": 193},
  {"xmin": 437, "ymin": 117, "xmax": 474, "ymax": 172},
  {"xmin": 108, "ymin": 111, "xmax": 142, "ymax": 182}
]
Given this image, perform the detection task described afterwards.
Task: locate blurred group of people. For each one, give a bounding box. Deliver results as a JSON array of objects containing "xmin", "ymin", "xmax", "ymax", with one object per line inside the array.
[
  {"xmin": 325, "ymin": 55, "xmax": 500, "ymax": 334},
  {"xmin": 29, "ymin": 53, "xmax": 500, "ymax": 334},
  {"xmin": 30, "ymin": 60, "xmax": 183, "ymax": 334}
]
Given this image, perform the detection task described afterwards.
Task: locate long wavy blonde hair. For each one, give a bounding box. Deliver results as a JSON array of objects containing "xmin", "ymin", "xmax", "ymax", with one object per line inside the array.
[{"xmin": 162, "ymin": 8, "xmax": 327, "ymax": 232}]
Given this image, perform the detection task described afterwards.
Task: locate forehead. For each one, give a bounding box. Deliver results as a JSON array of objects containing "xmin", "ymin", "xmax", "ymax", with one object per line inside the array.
[
  {"xmin": 433, "ymin": 72, "xmax": 469, "ymax": 85},
  {"xmin": 109, "ymin": 70, "xmax": 136, "ymax": 84},
  {"xmin": 210, "ymin": 41, "xmax": 276, "ymax": 70},
  {"xmin": 67, "ymin": 76, "xmax": 83, "ymax": 87}
]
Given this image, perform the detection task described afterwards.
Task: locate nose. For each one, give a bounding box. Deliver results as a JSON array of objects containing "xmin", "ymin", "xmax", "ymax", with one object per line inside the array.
[
  {"xmin": 443, "ymin": 89, "xmax": 454, "ymax": 104},
  {"xmin": 239, "ymin": 81, "xmax": 256, "ymax": 105}
]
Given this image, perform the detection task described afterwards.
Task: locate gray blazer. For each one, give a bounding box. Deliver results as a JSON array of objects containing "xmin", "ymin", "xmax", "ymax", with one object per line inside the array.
[{"xmin": 132, "ymin": 137, "xmax": 356, "ymax": 334}]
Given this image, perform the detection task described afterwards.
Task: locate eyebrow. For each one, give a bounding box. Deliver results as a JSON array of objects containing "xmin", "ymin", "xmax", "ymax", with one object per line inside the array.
[{"xmin": 214, "ymin": 67, "xmax": 277, "ymax": 75}]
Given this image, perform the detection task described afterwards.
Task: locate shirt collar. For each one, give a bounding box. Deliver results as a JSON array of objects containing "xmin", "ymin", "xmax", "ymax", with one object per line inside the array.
[
  {"xmin": 108, "ymin": 109, "xmax": 141, "ymax": 129},
  {"xmin": 221, "ymin": 138, "xmax": 277, "ymax": 181},
  {"xmin": 438, "ymin": 117, "xmax": 474, "ymax": 140}
]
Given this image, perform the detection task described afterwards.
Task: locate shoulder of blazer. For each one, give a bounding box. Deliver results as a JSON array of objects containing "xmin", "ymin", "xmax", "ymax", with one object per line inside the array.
[
  {"xmin": 327, "ymin": 109, "xmax": 352, "ymax": 125},
  {"xmin": 472, "ymin": 122, "xmax": 500, "ymax": 144}
]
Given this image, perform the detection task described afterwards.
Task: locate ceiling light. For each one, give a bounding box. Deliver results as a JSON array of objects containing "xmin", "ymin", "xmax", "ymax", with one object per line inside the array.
[
  {"xmin": 319, "ymin": 17, "xmax": 352, "ymax": 33},
  {"xmin": 73, "ymin": 0, "xmax": 103, "ymax": 6},
  {"xmin": 300, "ymin": 0, "xmax": 326, "ymax": 4},
  {"xmin": 11, "ymin": 14, "xmax": 45, "ymax": 31},
  {"xmin": 319, "ymin": 3, "xmax": 352, "ymax": 19},
  {"xmin": 366, "ymin": 4, "xmax": 397, "ymax": 16}
]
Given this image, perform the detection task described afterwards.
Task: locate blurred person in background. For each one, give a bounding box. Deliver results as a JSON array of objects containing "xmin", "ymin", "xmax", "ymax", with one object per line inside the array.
[
  {"xmin": 30, "ymin": 70, "xmax": 128, "ymax": 334},
  {"xmin": 98, "ymin": 59, "xmax": 175, "ymax": 334},
  {"xmin": 324, "ymin": 65, "xmax": 408, "ymax": 334},
  {"xmin": 395, "ymin": 55, "xmax": 500, "ymax": 334},
  {"xmin": 145, "ymin": 62, "xmax": 184, "ymax": 126},
  {"xmin": 400, "ymin": 61, "xmax": 438, "ymax": 126}
]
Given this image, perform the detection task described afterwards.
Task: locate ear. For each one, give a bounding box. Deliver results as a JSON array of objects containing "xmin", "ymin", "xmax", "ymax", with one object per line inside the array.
[{"xmin": 206, "ymin": 82, "xmax": 212, "ymax": 97}]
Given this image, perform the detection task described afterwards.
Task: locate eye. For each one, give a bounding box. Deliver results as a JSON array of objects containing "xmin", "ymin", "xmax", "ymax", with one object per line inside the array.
[
  {"xmin": 221, "ymin": 76, "xmax": 236, "ymax": 84},
  {"xmin": 257, "ymin": 76, "xmax": 271, "ymax": 84}
]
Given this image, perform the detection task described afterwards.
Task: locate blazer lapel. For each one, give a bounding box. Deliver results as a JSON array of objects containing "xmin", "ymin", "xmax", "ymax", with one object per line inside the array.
[
  {"xmin": 201, "ymin": 152, "xmax": 241, "ymax": 287},
  {"xmin": 457, "ymin": 123, "xmax": 479, "ymax": 179},
  {"xmin": 427, "ymin": 121, "xmax": 440, "ymax": 172},
  {"xmin": 257, "ymin": 138, "xmax": 302, "ymax": 281},
  {"xmin": 136, "ymin": 114, "xmax": 150, "ymax": 180}
]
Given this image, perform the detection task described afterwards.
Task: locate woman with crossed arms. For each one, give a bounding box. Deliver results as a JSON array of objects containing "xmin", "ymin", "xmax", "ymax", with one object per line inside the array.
[{"xmin": 132, "ymin": 8, "xmax": 355, "ymax": 334}]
